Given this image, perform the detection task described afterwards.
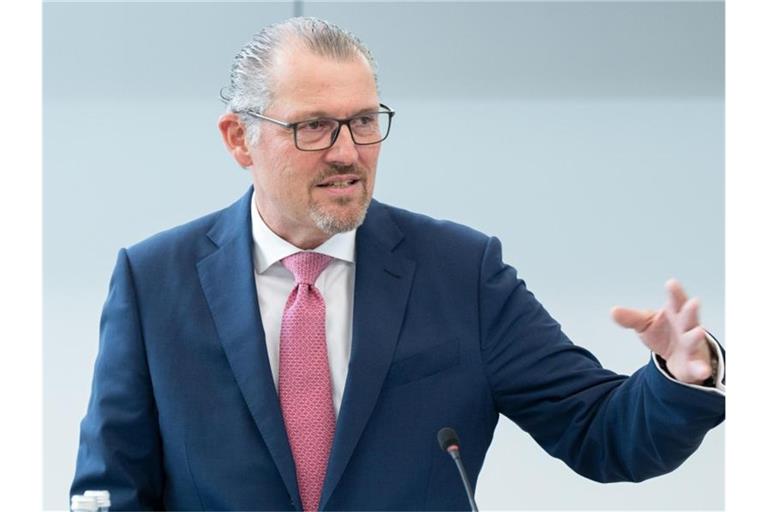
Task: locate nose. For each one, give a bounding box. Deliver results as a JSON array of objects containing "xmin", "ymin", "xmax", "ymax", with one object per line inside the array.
[{"xmin": 324, "ymin": 124, "xmax": 359, "ymax": 165}]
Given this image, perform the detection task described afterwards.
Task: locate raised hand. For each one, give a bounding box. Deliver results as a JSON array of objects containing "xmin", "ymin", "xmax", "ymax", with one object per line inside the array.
[{"xmin": 611, "ymin": 279, "xmax": 714, "ymax": 385}]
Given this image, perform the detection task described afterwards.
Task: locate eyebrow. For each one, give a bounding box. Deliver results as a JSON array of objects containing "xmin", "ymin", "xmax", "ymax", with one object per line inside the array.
[{"xmin": 291, "ymin": 105, "xmax": 381, "ymax": 120}]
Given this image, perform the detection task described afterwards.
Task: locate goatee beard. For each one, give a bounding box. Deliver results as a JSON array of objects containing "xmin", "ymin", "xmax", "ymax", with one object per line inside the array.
[
  {"xmin": 309, "ymin": 193, "xmax": 372, "ymax": 235},
  {"xmin": 310, "ymin": 164, "xmax": 371, "ymax": 235}
]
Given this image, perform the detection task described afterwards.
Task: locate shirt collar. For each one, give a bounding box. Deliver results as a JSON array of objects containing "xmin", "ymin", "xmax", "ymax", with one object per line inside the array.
[{"xmin": 250, "ymin": 190, "xmax": 356, "ymax": 274}]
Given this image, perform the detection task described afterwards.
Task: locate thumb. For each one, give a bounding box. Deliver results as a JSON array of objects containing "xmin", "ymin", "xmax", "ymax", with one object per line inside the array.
[{"xmin": 611, "ymin": 306, "xmax": 656, "ymax": 333}]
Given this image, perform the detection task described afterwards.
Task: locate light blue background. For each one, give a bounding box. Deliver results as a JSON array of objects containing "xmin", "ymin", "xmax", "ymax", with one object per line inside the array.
[{"xmin": 44, "ymin": 1, "xmax": 724, "ymax": 510}]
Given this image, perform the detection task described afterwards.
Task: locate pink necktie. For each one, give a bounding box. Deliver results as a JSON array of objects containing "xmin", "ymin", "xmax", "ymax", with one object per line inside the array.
[{"xmin": 279, "ymin": 252, "xmax": 335, "ymax": 512}]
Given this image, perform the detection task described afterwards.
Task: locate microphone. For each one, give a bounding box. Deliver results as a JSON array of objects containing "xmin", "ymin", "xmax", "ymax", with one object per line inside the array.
[{"xmin": 437, "ymin": 427, "xmax": 479, "ymax": 512}]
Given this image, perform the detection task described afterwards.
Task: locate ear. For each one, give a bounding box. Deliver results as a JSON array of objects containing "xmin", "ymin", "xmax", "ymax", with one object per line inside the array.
[{"xmin": 218, "ymin": 113, "xmax": 254, "ymax": 168}]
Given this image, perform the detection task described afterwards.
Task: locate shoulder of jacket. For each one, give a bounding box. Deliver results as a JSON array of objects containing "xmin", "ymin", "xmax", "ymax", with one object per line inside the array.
[{"xmin": 374, "ymin": 200, "xmax": 491, "ymax": 247}]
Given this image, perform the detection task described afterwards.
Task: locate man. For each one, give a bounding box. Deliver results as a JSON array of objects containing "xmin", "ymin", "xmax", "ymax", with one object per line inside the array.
[{"xmin": 71, "ymin": 17, "xmax": 725, "ymax": 511}]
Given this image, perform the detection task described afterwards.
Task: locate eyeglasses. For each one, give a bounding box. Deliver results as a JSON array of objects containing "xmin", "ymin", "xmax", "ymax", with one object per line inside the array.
[{"xmin": 237, "ymin": 104, "xmax": 395, "ymax": 151}]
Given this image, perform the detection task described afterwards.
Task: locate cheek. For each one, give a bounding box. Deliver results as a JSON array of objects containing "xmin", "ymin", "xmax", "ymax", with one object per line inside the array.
[
  {"xmin": 361, "ymin": 149, "xmax": 380, "ymax": 181},
  {"xmin": 283, "ymin": 159, "xmax": 323, "ymax": 201},
  {"xmin": 256, "ymin": 161, "xmax": 298, "ymax": 207}
]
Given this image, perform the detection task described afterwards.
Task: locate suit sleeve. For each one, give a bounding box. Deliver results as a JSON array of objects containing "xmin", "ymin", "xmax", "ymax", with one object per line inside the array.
[
  {"xmin": 477, "ymin": 236, "xmax": 725, "ymax": 482},
  {"xmin": 71, "ymin": 249, "xmax": 165, "ymax": 509}
]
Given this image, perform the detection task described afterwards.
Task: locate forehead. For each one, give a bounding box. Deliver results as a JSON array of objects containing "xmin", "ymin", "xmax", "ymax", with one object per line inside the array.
[{"xmin": 269, "ymin": 44, "xmax": 379, "ymax": 118}]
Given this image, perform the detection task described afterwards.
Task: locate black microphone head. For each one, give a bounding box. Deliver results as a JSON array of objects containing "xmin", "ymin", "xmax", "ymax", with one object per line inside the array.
[{"xmin": 437, "ymin": 427, "xmax": 460, "ymax": 452}]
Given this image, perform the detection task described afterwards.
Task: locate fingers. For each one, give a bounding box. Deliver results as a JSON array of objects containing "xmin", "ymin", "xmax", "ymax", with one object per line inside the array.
[
  {"xmin": 611, "ymin": 306, "xmax": 656, "ymax": 333},
  {"xmin": 664, "ymin": 326, "xmax": 713, "ymax": 383},
  {"xmin": 689, "ymin": 360, "xmax": 713, "ymax": 381},
  {"xmin": 665, "ymin": 278, "xmax": 689, "ymax": 313},
  {"xmin": 680, "ymin": 325, "xmax": 708, "ymax": 353},
  {"xmin": 613, "ymin": 280, "xmax": 711, "ymax": 384},
  {"xmin": 679, "ymin": 326, "xmax": 711, "ymax": 378},
  {"xmin": 678, "ymin": 297, "xmax": 700, "ymax": 332},
  {"xmin": 639, "ymin": 308, "xmax": 674, "ymax": 356}
]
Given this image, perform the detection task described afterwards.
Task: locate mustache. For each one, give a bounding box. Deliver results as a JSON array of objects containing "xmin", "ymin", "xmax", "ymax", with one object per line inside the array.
[{"xmin": 313, "ymin": 165, "xmax": 366, "ymax": 185}]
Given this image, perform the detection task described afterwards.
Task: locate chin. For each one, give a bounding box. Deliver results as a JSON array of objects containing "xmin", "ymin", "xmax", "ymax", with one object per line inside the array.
[{"xmin": 310, "ymin": 197, "xmax": 371, "ymax": 235}]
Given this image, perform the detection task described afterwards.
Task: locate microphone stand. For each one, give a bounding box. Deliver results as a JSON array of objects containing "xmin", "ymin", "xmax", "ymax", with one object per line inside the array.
[{"xmin": 446, "ymin": 446, "xmax": 479, "ymax": 512}]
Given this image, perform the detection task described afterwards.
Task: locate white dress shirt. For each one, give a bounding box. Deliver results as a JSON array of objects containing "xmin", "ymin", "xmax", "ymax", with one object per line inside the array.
[{"xmin": 250, "ymin": 194, "xmax": 356, "ymax": 417}]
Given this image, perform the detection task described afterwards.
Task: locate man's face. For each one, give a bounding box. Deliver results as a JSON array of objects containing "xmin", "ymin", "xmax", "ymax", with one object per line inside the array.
[{"xmin": 248, "ymin": 44, "xmax": 381, "ymax": 248}]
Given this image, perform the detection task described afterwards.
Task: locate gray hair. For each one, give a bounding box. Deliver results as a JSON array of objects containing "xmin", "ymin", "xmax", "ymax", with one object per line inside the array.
[{"xmin": 221, "ymin": 17, "xmax": 379, "ymax": 145}]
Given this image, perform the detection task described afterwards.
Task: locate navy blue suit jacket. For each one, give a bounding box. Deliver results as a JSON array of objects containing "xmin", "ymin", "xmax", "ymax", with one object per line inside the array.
[{"xmin": 72, "ymin": 188, "xmax": 725, "ymax": 510}]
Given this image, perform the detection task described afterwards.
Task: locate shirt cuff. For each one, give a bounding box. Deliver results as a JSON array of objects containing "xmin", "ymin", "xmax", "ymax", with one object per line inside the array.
[{"xmin": 652, "ymin": 332, "xmax": 725, "ymax": 396}]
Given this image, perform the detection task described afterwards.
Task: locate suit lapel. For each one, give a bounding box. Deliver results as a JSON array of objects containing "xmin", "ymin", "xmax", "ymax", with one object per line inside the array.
[
  {"xmin": 320, "ymin": 202, "xmax": 416, "ymax": 510},
  {"xmin": 196, "ymin": 189, "xmax": 301, "ymax": 509}
]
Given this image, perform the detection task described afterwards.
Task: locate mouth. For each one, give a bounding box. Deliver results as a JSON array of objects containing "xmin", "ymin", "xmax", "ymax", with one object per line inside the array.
[
  {"xmin": 317, "ymin": 179, "xmax": 360, "ymax": 188},
  {"xmin": 316, "ymin": 174, "xmax": 362, "ymax": 189}
]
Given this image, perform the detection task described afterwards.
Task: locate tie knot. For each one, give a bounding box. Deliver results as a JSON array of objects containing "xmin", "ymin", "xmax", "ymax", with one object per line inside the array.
[{"xmin": 281, "ymin": 252, "xmax": 333, "ymax": 285}]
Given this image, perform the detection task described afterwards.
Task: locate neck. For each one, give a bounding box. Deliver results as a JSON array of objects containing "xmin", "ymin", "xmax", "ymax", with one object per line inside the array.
[
  {"xmin": 282, "ymin": 231, "xmax": 331, "ymax": 251},
  {"xmin": 255, "ymin": 207, "xmax": 331, "ymax": 250}
]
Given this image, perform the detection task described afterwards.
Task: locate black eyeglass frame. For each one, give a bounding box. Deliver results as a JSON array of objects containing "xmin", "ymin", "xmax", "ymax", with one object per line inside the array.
[{"xmin": 236, "ymin": 103, "xmax": 395, "ymax": 151}]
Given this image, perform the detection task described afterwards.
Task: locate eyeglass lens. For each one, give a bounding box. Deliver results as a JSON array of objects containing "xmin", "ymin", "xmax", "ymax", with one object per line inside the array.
[{"xmin": 295, "ymin": 112, "xmax": 390, "ymax": 150}]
